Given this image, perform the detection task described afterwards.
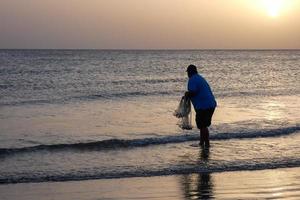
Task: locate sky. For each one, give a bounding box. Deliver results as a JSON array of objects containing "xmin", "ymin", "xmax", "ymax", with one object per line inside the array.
[{"xmin": 0, "ymin": 0, "xmax": 299, "ymax": 49}]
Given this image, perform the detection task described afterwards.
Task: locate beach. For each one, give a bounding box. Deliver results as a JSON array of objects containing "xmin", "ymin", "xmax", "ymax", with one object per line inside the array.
[
  {"xmin": 0, "ymin": 50, "xmax": 299, "ymax": 199},
  {"xmin": 1, "ymin": 167, "xmax": 300, "ymax": 200}
]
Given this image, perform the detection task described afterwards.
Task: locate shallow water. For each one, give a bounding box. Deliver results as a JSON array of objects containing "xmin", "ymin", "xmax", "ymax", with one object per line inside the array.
[
  {"xmin": 1, "ymin": 167, "xmax": 300, "ymax": 200},
  {"xmin": 0, "ymin": 50, "xmax": 299, "ymax": 184}
]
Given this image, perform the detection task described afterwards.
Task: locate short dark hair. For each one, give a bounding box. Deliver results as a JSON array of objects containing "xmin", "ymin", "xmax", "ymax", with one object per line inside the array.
[{"xmin": 186, "ymin": 64, "xmax": 198, "ymax": 73}]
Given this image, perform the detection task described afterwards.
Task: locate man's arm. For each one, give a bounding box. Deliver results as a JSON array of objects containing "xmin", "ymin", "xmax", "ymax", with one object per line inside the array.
[
  {"xmin": 186, "ymin": 77, "xmax": 198, "ymax": 98},
  {"xmin": 185, "ymin": 91, "xmax": 196, "ymax": 98}
]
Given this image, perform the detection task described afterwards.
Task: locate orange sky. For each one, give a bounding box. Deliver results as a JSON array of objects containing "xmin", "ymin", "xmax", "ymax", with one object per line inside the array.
[{"xmin": 0, "ymin": 0, "xmax": 299, "ymax": 49}]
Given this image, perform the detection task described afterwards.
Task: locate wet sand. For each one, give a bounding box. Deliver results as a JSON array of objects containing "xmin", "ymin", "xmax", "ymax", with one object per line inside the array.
[{"xmin": 1, "ymin": 167, "xmax": 300, "ymax": 200}]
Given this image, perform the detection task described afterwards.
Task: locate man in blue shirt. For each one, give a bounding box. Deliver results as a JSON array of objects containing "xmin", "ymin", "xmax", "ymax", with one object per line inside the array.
[{"xmin": 185, "ymin": 64, "xmax": 217, "ymax": 147}]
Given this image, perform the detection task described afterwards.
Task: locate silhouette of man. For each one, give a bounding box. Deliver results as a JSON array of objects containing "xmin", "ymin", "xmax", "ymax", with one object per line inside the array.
[{"xmin": 185, "ymin": 64, "xmax": 217, "ymax": 147}]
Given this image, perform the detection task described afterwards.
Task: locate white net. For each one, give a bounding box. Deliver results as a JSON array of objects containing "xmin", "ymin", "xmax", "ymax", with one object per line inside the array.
[{"xmin": 174, "ymin": 96, "xmax": 193, "ymax": 130}]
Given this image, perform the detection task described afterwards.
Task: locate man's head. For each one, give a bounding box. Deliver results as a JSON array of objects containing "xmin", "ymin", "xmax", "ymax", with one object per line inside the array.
[{"xmin": 186, "ymin": 64, "xmax": 198, "ymax": 78}]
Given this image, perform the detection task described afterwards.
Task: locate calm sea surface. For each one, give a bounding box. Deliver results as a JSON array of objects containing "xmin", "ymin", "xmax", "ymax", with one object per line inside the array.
[{"xmin": 0, "ymin": 50, "xmax": 299, "ymax": 191}]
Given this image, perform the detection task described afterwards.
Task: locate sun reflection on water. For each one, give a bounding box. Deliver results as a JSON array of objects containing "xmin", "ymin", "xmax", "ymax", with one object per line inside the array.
[{"xmin": 260, "ymin": 100, "xmax": 285, "ymax": 121}]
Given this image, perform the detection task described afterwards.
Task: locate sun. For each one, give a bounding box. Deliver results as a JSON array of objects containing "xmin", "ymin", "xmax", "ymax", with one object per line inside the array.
[{"xmin": 263, "ymin": 0, "xmax": 284, "ymax": 17}]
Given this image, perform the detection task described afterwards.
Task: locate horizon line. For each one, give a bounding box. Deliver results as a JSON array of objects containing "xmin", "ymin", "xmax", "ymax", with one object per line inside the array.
[{"xmin": 1, "ymin": 48, "xmax": 300, "ymax": 51}]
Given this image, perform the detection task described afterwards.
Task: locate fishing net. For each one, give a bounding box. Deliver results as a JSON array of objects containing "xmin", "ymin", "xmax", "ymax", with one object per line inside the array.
[{"xmin": 174, "ymin": 96, "xmax": 193, "ymax": 130}]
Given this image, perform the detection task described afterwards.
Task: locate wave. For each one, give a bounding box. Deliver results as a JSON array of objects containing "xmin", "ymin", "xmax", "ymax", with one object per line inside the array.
[
  {"xmin": 0, "ymin": 77, "xmax": 185, "ymax": 90},
  {"xmin": 0, "ymin": 90, "xmax": 183, "ymax": 107},
  {"xmin": 83, "ymin": 90, "xmax": 179, "ymax": 100},
  {"xmin": 1, "ymin": 126, "xmax": 299, "ymax": 157},
  {"xmin": 1, "ymin": 158, "xmax": 300, "ymax": 184},
  {"xmin": 105, "ymin": 77, "xmax": 185, "ymax": 85},
  {"xmin": 1, "ymin": 87, "xmax": 299, "ymax": 107},
  {"xmin": 215, "ymin": 88, "xmax": 300, "ymax": 98}
]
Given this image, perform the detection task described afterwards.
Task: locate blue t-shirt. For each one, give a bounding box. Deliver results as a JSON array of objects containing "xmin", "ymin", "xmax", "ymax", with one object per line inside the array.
[{"xmin": 188, "ymin": 74, "xmax": 217, "ymax": 109}]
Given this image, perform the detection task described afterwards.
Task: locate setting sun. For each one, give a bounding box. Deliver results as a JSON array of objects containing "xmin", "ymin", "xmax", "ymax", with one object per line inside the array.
[{"xmin": 264, "ymin": 0, "xmax": 284, "ymax": 17}]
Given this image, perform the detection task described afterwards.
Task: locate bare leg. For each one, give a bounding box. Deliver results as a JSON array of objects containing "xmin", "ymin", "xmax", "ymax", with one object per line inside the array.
[
  {"xmin": 205, "ymin": 127, "xmax": 210, "ymax": 147},
  {"xmin": 200, "ymin": 127, "xmax": 210, "ymax": 147},
  {"xmin": 199, "ymin": 129, "xmax": 204, "ymax": 146}
]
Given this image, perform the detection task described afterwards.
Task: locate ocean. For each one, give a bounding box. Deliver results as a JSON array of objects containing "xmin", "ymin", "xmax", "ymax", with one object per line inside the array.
[{"xmin": 0, "ymin": 50, "xmax": 300, "ymax": 198}]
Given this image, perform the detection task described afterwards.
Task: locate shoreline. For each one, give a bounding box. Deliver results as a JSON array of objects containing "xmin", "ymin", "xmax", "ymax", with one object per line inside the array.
[
  {"xmin": 1, "ymin": 167, "xmax": 299, "ymax": 200},
  {"xmin": 1, "ymin": 163, "xmax": 300, "ymax": 185}
]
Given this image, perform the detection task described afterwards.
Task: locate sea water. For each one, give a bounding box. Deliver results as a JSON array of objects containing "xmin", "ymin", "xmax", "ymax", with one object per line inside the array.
[{"xmin": 0, "ymin": 50, "xmax": 299, "ymax": 184}]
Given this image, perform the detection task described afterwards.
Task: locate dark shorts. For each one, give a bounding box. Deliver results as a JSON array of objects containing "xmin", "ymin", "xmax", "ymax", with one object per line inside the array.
[{"xmin": 195, "ymin": 108, "xmax": 215, "ymax": 129}]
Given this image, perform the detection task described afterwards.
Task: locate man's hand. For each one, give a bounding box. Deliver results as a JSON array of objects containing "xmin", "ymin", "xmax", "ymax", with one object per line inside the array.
[
  {"xmin": 185, "ymin": 91, "xmax": 196, "ymax": 98},
  {"xmin": 185, "ymin": 91, "xmax": 190, "ymax": 98}
]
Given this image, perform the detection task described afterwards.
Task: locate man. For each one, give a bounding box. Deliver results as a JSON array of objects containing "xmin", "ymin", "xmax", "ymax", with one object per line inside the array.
[{"xmin": 185, "ymin": 64, "xmax": 217, "ymax": 147}]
